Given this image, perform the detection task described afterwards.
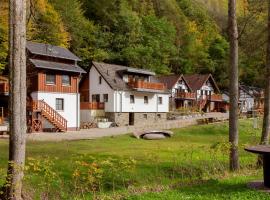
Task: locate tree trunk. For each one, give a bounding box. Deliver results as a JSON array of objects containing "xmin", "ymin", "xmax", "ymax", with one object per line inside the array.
[
  {"xmin": 228, "ymin": 0, "xmax": 240, "ymax": 171},
  {"xmin": 258, "ymin": 0, "xmax": 270, "ymax": 167},
  {"xmin": 261, "ymin": 0, "xmax": 270, "ymax": 146},
  {"xmin": 1, "ymin": 0, "xmax": 27, "ymax": 199}
]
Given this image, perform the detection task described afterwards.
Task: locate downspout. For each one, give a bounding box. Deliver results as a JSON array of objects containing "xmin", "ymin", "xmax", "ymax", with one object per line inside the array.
[
  {"xmin": 76, "ymin": 70, "xmax": 81, "ymax": 131},
  {"xmin": 156, "ymin": 94, "xmax": 158, "ymax": 120}
]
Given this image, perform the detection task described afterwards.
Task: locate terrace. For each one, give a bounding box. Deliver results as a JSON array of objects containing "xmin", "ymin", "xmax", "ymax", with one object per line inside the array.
[
  {"xmin": 209, "ymin": 94, "xmax": 222, "ymax": 101},
  {"xmin": 128, "ymin": 80, "xmax": 165, "ymax": 91},
  {"xmin": 175, "ymin": 92, "xmax": 196, "ymax": 99},
  {"xmin": 80, "ymin": 102, "xmax": 105, "ymax": 110}
]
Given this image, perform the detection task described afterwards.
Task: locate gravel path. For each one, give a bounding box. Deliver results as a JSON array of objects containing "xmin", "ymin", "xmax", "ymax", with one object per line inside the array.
[{"xmin": 0, "ymin": 112, "xmax": 229, "ymax": 142}]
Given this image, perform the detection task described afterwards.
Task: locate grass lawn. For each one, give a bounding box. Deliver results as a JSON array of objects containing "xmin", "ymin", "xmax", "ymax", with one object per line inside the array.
[{"xmin": 0, "ymin": 119, "xmax": 269, "ymax": 199}]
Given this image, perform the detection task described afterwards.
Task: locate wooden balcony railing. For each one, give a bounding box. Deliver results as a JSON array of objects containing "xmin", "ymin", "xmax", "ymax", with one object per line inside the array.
[
  {"xmin": 0, "ymin": 82, "xmax": 9, "ymax": 94},
  {"xmin": 80, "ymin": 102, "xmax": 105, "ymax": 110},
  {"xmin": 30, "ymin": 100, "xmax": 67, "ymax": 131},
  {"xmin": 128, "ymin": 80, "xmax": 165, "ymax": 91},
  {"xmin": 209, "ymin": 94, "xmax": 222, "ymax": 101},
  {"xmin": 176, "ymin": 92, "xmax": 196, "ymax": 99}
]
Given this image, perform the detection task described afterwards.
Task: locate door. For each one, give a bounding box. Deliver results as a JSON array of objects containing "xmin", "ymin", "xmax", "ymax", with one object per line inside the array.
[{"xmin": 129, "ymin": 113, "xmax": 134, "ymax": 125}]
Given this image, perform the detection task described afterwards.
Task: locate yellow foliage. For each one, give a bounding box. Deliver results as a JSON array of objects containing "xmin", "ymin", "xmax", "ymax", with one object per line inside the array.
[
  {"xmin": 187, "ymin": 21, "xmax": 198, "ymax": 33},
  {"xmin": 27, "ymin": 0, "xmax": 70, "ymax": 47}
]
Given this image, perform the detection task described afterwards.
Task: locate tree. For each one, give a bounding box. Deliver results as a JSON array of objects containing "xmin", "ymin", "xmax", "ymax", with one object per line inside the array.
[
  {"xmin": 1, "ymin": 0, "xmax": 27, "ymax": 199},
  {"xmin": 259, "ymin": 0, "xmax": 270, "ymax": 161},
  {"xmin": 228, "ymin": 0, "xmax": 240, "ymax": 171}
]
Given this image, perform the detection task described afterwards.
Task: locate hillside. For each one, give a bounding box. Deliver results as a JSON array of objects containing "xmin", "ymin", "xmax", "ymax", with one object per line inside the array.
[{"xmin": 0, "ymin": 0, "xmax": 267, "ymax": 88}]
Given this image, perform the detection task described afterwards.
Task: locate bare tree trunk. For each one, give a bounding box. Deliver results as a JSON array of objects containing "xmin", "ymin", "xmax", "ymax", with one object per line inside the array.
[
  {"xmin": 261, "ymin": 0, "xmax": 270, "ymax": 146},
  {"xmin": 228, "ymin": 0, "xmax": 240, "ymax": 171},
  {"xmin": 1, "ymin": 0, "xmax": 27, "ymax": 199},
  {"xmin": 258, "ymin": 0, "xmax": 270, "ymax": 167}
]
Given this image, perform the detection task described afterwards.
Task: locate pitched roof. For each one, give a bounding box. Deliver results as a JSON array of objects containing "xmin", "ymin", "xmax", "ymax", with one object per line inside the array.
[
  {"xmin": 30, "ymin": 59, "xmax": 86, "ymax": 73},
  {"xmin": 157, "ymin": 74, "xmax": 192, "ymax": 91},
  {"xmin": 184, "ymin": 74, "xmax": 220, "ymax": 93},
  {"xmin": 26, "ymin": 41, "xmax": 81, "ymax": 61},
  {"xmin": 158, "ymin": 75, "xmax": 180, "ymax": 89},
  {"xmin": 92, "ymin": 62, "xmax": 168, "ymax": 93},
  {"xmin": 240, "ymin": 85, "xmax": 264, "ymax": 98}
]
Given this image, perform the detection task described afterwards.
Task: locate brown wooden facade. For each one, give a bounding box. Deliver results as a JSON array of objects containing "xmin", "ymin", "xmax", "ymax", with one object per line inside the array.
[
  {"xmin": 36, "ymin": 72, "xmax": 79, "ymax": 93},
  {"xmin": 79, "ymin": 75, "xmax": 90, "ymax": 102}
]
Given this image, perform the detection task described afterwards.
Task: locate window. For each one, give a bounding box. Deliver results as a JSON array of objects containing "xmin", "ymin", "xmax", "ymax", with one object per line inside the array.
[
  {"xmin": 62, "ymin": 75, "xmax": 71, "ymax": 86},
  {"xmin": 103, "ymin": 94, "xmax": 108, "ymax": 102},
  {"xmin": 46, "ymin": 74, "xmax": 56, "ymax": 85},
  {"xmin": 158, "ymin": 97, "xmax": 163, "ymax": 104},
  {"xmin": 143, "ymin": 114, "xmax": 147, "ymax": 119},
  {"xmin": 99, "ymin": 76, "xmax": 102, "ymax": 84},
  {"xmin": 92, "ymin": 94, "xmax": 100, "ymax": 102},
  {"xmin": 157, "ymin": 114, "xmax": 161, "ymax": 119},
  {"xmin": 200, "ymin": 90, "xmax": 204, "ymax": 95},
  {"xmin": 144, "ymin": 96, "xmax": 148, "ymax": 104},
  {"xmin": 130, "ymin": 95, "xmax": 135, "ymax": 104},
  {"xmin": 56, "ymin": 98, "xmax": 64, "ymax": 110}
]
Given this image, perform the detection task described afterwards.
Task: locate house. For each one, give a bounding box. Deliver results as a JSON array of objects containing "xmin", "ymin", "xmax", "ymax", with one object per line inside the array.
[
  {"xmin": 158, "ymin": 74, "xmax": 196, "ymax": 110},
  {"xmin": 239, "ymin": 85, "xmax": 264, "ymax": 113},
  {"xmin": 79, "ymin": 62, "xmax": 169, "ymax": 126},
  {"xmin": 0, "ymin": 75, "xmax": 9, "ymax": 120},
  {"xmin": 26, "ymin": 41, "xmax": 86, "ymax": 132},
  {"xmin": 184, "ymin": 74, "xmax": 223, "ymax": 112}
]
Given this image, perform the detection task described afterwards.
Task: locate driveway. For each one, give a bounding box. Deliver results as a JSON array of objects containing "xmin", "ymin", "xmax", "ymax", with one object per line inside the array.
[{"xmin": 0, "ymin": 112, "xmax": 229, "ymax": 142}]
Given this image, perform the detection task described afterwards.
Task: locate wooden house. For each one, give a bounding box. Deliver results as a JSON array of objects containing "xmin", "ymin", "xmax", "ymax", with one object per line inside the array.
[{"xmin": 26, "ymin": 41, "xmax": 86, "ymax": 132}]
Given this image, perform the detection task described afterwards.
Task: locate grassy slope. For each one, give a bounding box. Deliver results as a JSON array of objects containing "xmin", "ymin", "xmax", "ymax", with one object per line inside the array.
[{"xmin": 0, "ymin": 119, "xmax": 268, "ymax": 199}]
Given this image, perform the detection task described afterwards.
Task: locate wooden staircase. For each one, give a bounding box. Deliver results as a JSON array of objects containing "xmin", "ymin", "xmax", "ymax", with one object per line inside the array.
[
  {"xmin": 28, "ymin": 100, "xmax": 67, "ymax": 132},
  {"xmin": 198, "ymin": 98, "xmax": 207, "ymax": 111}
]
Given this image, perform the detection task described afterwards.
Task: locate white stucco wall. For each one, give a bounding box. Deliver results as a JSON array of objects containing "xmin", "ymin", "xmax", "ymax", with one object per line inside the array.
[
  {"xmin": 31, "ymin": 92, "xmax": 80, "ymax": 128},
  {"xmin": 89, "ymin": 67, "xmax": 115, "ymax": 112},
  {"xmin": 88, "ymin": 66, "xmax": 169, "ymax": 113},
  {"xmin": 114, "ymin": 91, "xmax": 169, "ymax": 113}
]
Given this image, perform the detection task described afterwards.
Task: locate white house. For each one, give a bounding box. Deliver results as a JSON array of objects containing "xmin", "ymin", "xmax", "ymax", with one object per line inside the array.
[
  {"xmin": 239, "ymin": 85, "xmax": 264, "ymax": 113},
  {"xmin": 26, "ymin": 41, "xmax": 86, "ymax": 132},
  {"xmin": 80, "ymin": 62, "xmax": 169, "ymax": 126}
]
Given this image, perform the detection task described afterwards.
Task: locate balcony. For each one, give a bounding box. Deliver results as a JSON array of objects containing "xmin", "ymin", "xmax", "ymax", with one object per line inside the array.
[
  {"xmin": 176, "ymin": 92, "xmax": 196, "ymax": 99},
  {"xmin": 128, "ymin": 80, "xmax": 165, "ymax": 91},
  {"xmin": 209, "ymin": 94, "xmax": 222, "ymax": 101},
  {"xmin": 80, "ymin": 102, "xmax": 105, "ymax": 110},
  {"xmin": 0, "ymin": 82, "xmax": 9, "ymax": 95}
]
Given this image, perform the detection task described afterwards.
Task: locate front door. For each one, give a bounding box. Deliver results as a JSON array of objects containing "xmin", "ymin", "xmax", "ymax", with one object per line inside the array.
[{"xmin": 129, "ymin": 113, "xmax": 134, "ymax": 125}]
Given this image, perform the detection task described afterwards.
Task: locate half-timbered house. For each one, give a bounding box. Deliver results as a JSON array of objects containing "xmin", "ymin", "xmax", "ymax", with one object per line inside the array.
[
  {"xmin": 158, "ymin": 75, "xmax": 196, "ymax": 110},
  {"xmin": 183, "ymin": 74, "xmax": 223, "ymax": 112},
  {"xmin": 239, "ymin": 85, "xmax": 264, "ymax": 113}
]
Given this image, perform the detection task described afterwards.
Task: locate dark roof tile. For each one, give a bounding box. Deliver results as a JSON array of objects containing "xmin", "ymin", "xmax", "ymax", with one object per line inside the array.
[
  {"xmin": 92, "ymin": 62, "xmax": 168, "ymax": 93},
  {"xmin": 30, "ymin": 59, "xmax": 86, "ymax": 73},
  {"xmin": 26, "ymin": 41, "xmax": 81, "ymax": 61}
]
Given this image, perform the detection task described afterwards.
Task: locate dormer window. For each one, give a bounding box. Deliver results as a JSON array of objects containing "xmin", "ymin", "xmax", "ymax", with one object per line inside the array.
[{"xmin": 46, "ymin": 74, "xmax": 56, "ymax": 85}]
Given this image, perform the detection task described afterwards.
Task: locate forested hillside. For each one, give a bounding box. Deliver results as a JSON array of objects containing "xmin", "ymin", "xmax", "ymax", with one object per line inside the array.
[{"xmin": 0, "ymin": 0, "xmax": 267, "ymax": 88}]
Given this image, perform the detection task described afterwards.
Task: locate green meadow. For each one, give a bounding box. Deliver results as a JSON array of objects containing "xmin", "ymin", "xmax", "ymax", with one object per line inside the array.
[{"xmin": 0, "ymin": 119, "xmax": 268, "ymax": 199}]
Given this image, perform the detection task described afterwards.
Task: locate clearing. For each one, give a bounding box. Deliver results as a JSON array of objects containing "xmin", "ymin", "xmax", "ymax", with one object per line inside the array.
[{"xmin": 0, "ymin": 119, "xmax": 268, "ymax": 199}]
